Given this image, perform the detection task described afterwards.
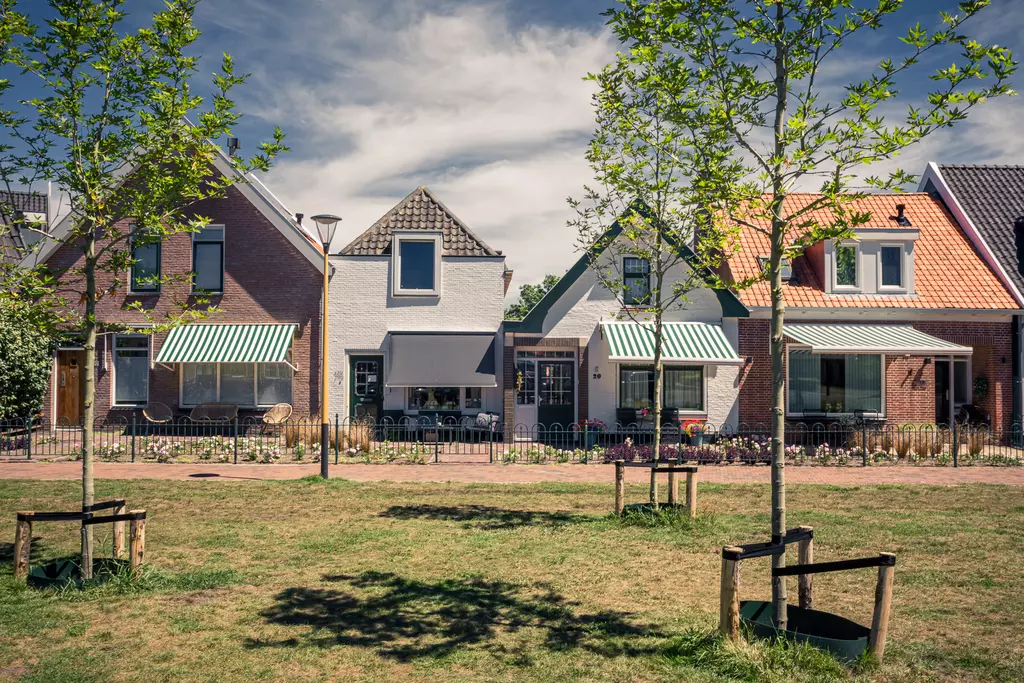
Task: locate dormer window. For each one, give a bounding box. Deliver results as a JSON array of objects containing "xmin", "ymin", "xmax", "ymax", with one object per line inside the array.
[
  {"xmin": 880, "ymin": 245, "xmax": 903, "ymax": 289},
  {"xmin": 393, "ymin": 232, "xmax": 441, "ymax": 296},
  {"xmin": 623, "ymin": 257, "xmax": 650, "ymax": 306},
  {"xmin": 758, "ymin": 256, "xmax": 792, "ymax": 281},
  {"xmin": 834, "ymin": 244, "xmax": 858, "ymax": 289}
]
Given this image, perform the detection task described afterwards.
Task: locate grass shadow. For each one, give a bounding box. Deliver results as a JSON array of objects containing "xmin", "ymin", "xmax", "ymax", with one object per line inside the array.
[
  {"xmin": 246, "ymin": 570, "xmax": 665, "ymax": 662},
  {"xmin": 378, "ymin": 504, "xmax": 592, "ymax": 530}
]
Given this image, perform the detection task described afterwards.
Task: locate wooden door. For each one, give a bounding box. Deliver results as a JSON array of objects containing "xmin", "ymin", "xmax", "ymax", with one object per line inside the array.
[{"xmin": 55, "ymin": 349, "xmax": 86, "ymax": 424}]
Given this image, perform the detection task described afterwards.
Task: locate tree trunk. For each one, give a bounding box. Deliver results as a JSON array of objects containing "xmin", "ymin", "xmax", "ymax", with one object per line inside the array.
[
  {"xmin": 81, "ymin": 242, "xmax": 97, "ymax": 580},
  {"xmin": 770, "ymin": 0, "xmax": 789, "ymax": 630},
  {"xmin": 652, "ymin": 315, "xmax": 663, "ymax": 507}
]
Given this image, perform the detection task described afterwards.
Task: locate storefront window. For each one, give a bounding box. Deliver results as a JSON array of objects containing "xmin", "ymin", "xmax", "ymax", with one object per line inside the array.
[
  {"xmin": 408, "ymin": 387, "xmax": 460, "ymax": 410},
  {"xmin": 465, "ymin": 387, "xmax": 483, "ymax": 410}
]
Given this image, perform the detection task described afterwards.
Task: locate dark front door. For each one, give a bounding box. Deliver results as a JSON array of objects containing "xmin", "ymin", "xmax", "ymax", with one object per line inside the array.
[
  {"xmin": 349, "ymin": 355, "xmax": 383, "ymax": 421},
  {"xmin": 935, "ymin": 359, "xmax": 951, "ymax": 426},
  {"xmin": 537, "ymin": 361, "xmax": 575, "ymax": 429},
  {"xmin": 56, "ymin": 349, "xmax": 86, "ymax": 424}
]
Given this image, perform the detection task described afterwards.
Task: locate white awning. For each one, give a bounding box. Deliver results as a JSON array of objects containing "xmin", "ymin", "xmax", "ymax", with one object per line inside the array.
[
  {"xmin": 784, "ymin": 324, "xmax": 972, "ymax": 355},
  {"xmin": 387, "ymin": 333, "xmax": 497, "ymax": 387}
]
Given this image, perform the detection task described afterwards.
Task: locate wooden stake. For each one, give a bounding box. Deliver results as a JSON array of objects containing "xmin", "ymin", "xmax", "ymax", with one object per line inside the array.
[
  {"xmin": 129, "ymin": 511, "xmax": 146, "ymax": 574},
  {"xmin": 668, "ymin": 466, "xmax": 678, "ymax": 506},
  {"xmin": 649, "ymin": 466, "xmax": 659, "ymax": 510},
  {"xmin": 685, "ymin": 471, "xmax": 697, "ymax": 519},
  {"xmin": 14, "ymin": 514, "xmax": 31, "ymax": 582},
  {"xmin": 797, "ymin": 526, "xmax": 813, "ymax": 610},
  {"xmin": 719, "ymin": 547, "xmax": 742, "ymax": 641},
  {"xmin": 868, "ymin": 552, "xmax": 896, "ymax": 662},
  {"xmin": 615, "ymin": 461, "xmax": 625, "ymax": 516},
  {"xmin": 112, "ymin": 502, "xmax": 126, "ymax": 560}
]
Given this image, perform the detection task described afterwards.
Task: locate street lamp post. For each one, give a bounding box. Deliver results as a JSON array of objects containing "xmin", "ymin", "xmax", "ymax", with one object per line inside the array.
[{"xmin": 310, "ymin": 214, "xmax": 342, "ymax": 479}]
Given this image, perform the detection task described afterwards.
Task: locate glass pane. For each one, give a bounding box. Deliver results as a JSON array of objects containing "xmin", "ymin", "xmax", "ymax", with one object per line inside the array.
[
  {"xmin": 131, "ymin": 242, "xmax": 160, "ymax": 291},
  {"xmin": 220, "ymin": 363, "xmax": 255, "ymax": 406},
  {"xmin": 835, "ymin": 245, "xmax": 857, "ymax": 286},
  {"xmin": 664, "ymin": 367, "xmax": 703, "ymax": 411},
  {"xmin": 619, "ymin": 366, "xmax": 654, "ymax": 410},
  {"xmin": 465, "ymin": 387, "xmax": 482, "ymax": 410},
  {"xmin": 408, "ymin": 387, "xmax": 460, "ymax": 410},
  {"xmin": 113, "ymin": 337, "xmax": 148, "ymax": 404},
  {"xmin": 516, "ymin": 361, "xmax": 536, "ymax": 405},
  {"xmin": 881, "ymin": 246, "xmax": 902, "ymax": 287},
  {"xmin": 821, "ymin": 355, "xmax": 846, "ymax": 412},
  {"xmin": 845, "ymin": 354, "xmax": 882, "ymax": 412},
  {"xmin": 194, "ymin": 243, "xmax": 223, "ymax": 291},
  {"xmin": 788, "ymin": 350, "xmax": 821, "ymax": 413},
  {"xmin": 539, "ymin": 363, "xmax": 573, "ymax": 406},
  {"xmin": 196, "ymin": 225, "xmax": 224, "ymax": 241},
  {"xmin": 954, "ymin": 360, "xmax": 970, "ymax": 404},
  {"xmin": 354, "ymin": 361, "xmax": 379, "ymax": 397},
  {"xmin": 399, "ymin": 240, "xmax": 435, "ymax": 290},
  {"xmin": 623, "ymin": 257, "xmax": 650, "ymax": 305},
  {"xmin": 182, "ymin": 364, "xmax": 217, "ymax": 405},
  {"xmin": 257, "ymin": 363, "xmax": 292, "ymax": 406}
]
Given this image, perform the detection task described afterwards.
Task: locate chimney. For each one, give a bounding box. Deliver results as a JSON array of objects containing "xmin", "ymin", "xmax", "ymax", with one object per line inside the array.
[
  {"xmin": 503, "ymin": 270, "xmax": 514, "ymax": 295},
  {"xmin": 895, "ymin": 203, "xmax": 911, "ymax": 227},
  {"xmin": 227, "ymin": 137, "xmax": 240, "ymax": 157},
  {"xmin": 295, "ymin": 213, "xmax": 303, "ymax": 225}
]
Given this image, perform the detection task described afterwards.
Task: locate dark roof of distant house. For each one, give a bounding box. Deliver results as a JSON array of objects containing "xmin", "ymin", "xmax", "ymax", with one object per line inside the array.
[
  {"xmin": 339, "ymin": 186, "xmax": 500, "ymax": 257},
  {"xmin": 0, "ymin": 190, "xmax": 47, "ymax": 264},
  {"xmin": 931, "ymin": 164, "xmax": 1024, "ymax": 297}
]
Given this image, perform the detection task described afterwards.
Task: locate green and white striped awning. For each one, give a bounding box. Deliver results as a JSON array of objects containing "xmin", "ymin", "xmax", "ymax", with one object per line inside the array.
[
  {"xmin": 155, "ymin": 324, "xmax": 297, "ymax": 364},
  {"xmin": 601, "ymin": 321, "xmax": 742, "ymax": 364},
  {"xmin": 783, "ymin": 324, "xmax": 972, "ymax": 355}
]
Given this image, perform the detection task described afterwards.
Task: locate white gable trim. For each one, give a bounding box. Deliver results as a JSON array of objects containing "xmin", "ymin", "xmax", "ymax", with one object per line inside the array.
[
  {"xmin": 19, "ymin": 146, "xmax": 325, "ymax": 273},
  {"xmin": 919, "ymin": 161, "xmax": 1024, "ymax": 307}
]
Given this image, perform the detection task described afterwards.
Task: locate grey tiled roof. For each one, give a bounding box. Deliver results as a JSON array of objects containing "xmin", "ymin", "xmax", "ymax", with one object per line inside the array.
[
  {"xmin": 0, "ymin": 190, "xmax": 47, "ymax": 214},
  {"xmin": 0, "ymin": 191, "xmax": 47, "ymax": 264},
  {"xmin": 935, "ymin": 164, "xmax": 1024, "ymax": 295},
  {"xmin": 339, "ymin": 186, "xmax": 499, "ymax": 257}
]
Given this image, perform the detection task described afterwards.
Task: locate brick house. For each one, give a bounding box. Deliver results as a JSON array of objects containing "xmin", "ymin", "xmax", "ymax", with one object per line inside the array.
[
  {"xmin": 503, "ymin": 215, "xmax": 749, "ymax": 440},
  {"xmin": 22, "ymin": 150, "xmax": 326, "ymax": 424},
  {"xmin": 723, "ymin": 193, "xmax": 1020, "ymax": 431},
  {"xmin": 326, "ymin": 187, "xmax": 509, "ymax": 424}
]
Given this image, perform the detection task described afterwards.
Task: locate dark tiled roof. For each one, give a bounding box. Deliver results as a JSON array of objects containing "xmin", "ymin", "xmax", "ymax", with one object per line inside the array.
[
  {"xmin": 339, "ymin": 186, "xmax": 499, "ymax": 257},
  {"xmin": 935, "ymin": 164, "xmax": 1024, "ymax": 296},
  {"xmin": 0, "ymin": 190, "xmax": 47, "ymax": 214}
]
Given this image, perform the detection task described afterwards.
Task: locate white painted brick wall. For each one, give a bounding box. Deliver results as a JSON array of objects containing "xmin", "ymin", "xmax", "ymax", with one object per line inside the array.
[{"xmin": 328, "ymin": 255, "xmax": 506, "ymax": 416}]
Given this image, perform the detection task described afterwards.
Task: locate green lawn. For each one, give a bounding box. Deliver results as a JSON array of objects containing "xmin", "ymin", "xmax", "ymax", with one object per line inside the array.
[{"xmin": 1, "ymin": 479, "xmax": 1022, "ymax": 682}]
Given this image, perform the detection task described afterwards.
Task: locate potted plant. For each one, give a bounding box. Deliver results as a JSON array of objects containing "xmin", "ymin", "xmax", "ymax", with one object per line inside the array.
[
  {"xmin": 576, "ymin": 418, "xmax": 607, "ymax": 450},
  {"xmin": 683, "ymin": 419, "xmax": 706, "ymax": 446}
]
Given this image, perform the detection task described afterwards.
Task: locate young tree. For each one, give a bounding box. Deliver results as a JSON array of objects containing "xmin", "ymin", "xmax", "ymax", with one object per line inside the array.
[
  {"xmin": 505, "ymin": 274, "xmax": 560, "ymax": 321},
  {"xmin": 604, "ymin": 0, "xmax": 1015, "ymax": 628},
  {"xmin": 0, "ymin": 0, "xmax": 287, "ymax": 578},
  {"xmin": 570, "ymin": 44, "xmax": 740, "ymax": 488}
]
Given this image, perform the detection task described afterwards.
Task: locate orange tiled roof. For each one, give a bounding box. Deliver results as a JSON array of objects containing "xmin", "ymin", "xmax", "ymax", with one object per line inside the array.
[{"xmin": 722, "ymin": 193, "xmax": 1017, "ymax": 310}]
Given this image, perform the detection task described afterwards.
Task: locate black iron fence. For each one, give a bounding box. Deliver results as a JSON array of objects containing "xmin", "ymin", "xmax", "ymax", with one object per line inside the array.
[{"xmin": 1, "ymin": 416, "xmax": 1022, "ymax": 467}]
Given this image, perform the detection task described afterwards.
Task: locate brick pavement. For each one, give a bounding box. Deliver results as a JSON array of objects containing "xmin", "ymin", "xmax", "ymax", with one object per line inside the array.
[{"xmin": 1, "ymin": 461, "xmax": 1022, "ymax": 485}]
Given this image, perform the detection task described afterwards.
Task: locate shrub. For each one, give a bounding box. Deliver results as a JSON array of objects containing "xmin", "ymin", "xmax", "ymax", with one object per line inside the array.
[{"xmin": 0, "ymin": 301, "xmax": 55, "ymax": 420}]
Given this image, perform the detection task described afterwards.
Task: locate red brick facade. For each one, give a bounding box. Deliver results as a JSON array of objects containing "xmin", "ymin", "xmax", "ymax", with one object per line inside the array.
[
  {"xmin": 737, "ymin": 318, "xmax": 1014, "ymax": 430},
  {"xmin": 41, "ymin": 184, "xmax": 323, "ymax": 422}
]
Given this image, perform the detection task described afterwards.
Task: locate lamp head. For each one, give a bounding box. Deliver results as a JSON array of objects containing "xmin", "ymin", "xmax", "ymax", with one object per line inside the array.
[{"xmin": 309, "ymin": 214, "xmax": 342, "ymax": 249}]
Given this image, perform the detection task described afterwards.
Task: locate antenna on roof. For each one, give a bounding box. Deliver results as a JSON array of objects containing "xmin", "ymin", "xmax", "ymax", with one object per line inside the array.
[{"xmin": 227, "ymin": 137, "xmax": 240, "ymax": 157}]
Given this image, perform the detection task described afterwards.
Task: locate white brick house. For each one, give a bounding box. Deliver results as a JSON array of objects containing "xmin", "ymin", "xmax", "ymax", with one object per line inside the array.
[
  {"xmin": 327, "ymin": 187, "xmax": 508, "ymax": 422},
  {"xmin": 503, "ymin": 217, "xmax": 749, "ymax": 436}
]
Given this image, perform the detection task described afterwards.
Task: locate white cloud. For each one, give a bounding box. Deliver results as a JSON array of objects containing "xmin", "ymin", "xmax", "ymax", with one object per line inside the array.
[{"xmin": 198, "ymin": 0, "xmax": 615, "ymax": 295}]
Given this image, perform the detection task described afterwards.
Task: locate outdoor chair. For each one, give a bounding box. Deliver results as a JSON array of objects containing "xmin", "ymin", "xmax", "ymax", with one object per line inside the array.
[
  {"xmin": 142, "ymin": 402, "xmax": 173, "ymax": 424},
  {"xmin": 260, "ymin": 403, "xmax": 293, "ymax": 435},
  {"xmin": 189, "ymin": 402, "xmax": 239, "ymax": 423}
]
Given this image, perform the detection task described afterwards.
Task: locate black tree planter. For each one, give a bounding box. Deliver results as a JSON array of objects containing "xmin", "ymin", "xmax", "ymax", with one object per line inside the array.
[{"xmin": 719, "ymin": 526, "xmax": 896, "ymax": 663}]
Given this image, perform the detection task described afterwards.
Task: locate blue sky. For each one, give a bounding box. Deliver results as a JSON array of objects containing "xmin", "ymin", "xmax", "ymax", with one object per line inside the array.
[{"xmin": 16, "ymin": 0, "xmax": 1024, "ymax": 293}]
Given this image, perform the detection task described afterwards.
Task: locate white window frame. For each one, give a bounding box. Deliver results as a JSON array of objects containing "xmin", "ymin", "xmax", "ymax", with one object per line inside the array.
[
  {"xmin": 785, "ymin": 346, "xmax": 886, "ymax": 418},
  {"xmin": 403, "ymin": 386, "xmax": 486, "ymax": 413},
  {"xmin": 178, "ymin": 357, "xmax": 293, "ymax": 409},
  {"xmin": 128, "ymin": 225, "xmax": 161, "ymax": 295},
  {"xmin": 614, "ymin": 364, "xmax": 709, "ymax": 417},
  {"xmin": 833, "ymin": 242, "xmax": 860, "ymax": 291},
  {"xmin": 111, "ymin": 334, "xmax": 151, "ymax": 408},
  {"xmin": 877, "ymin": 243, "xmax": 907, "ymax": 292},
  {"xmin": 191, "ymin": 224, "xmax": 226, "ymax": 295},
  {"xmin": 392, "ymin": 232, "xmax": 442, "ymax": 296}
]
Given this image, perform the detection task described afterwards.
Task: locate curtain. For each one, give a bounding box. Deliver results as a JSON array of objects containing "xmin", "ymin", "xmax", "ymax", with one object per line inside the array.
[
  {"xmin": 220, "ymin": 363, "xmax": 255, "ymax": 406},
  {"xmin": 788, "ymin": 350, "xmax": 821, "ymax": 413},
  {"xmin": 113, "ymin": 338, "xmax": 149, "ymax": 404},
  {"xmin": 257, "ymin": 363, "xmax": 292, "ymax": 406},
  {"xmin": 664, "ymin": 367, "xmax": 703, "ymax": 410},
  {"xmin": 619, "ymin": 368, "xmax": 654, "ymax": 409},
  {"xmin": 183, "ymin": 364, "xmax": 217, "ymax": 405},
  {"xmin": 844, "ymin": 354, "xmax": 882, "ymax": 412}
]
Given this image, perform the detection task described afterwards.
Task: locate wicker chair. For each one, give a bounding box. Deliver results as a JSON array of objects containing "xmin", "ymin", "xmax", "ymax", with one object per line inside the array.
[
  {"xmin": 261, "ymin": 403, "xmax": 293, "ymax": 434},
  {"xmin": 142, "ymin": 402, "xmax": 173, "ymax": 424},
  {"xmin": 189, "ymin": 402, "xmax": 239, "ymax": 422}
]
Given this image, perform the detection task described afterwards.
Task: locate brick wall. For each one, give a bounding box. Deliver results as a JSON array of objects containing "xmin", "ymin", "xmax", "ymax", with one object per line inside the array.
[
  {"xmin": 41, "ymin": 184, "xmax": 323, "ymax": 422},
  {"xmin": 736, "ymin": 318, "xmax": 1014, "ymax": 430}
]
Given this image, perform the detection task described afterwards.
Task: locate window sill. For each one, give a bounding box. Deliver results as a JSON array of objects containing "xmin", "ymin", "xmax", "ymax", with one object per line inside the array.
[
  {"xmin": 110, "ymin": 405, "xmax": 145, "ymax": 410},
  {"xmin": 127, "ymin": 291, "xmax": 160, "ymax": 297},
  {"xmin": 393, "ymin": 290, "xmax": 439, "ymax": 297}
]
